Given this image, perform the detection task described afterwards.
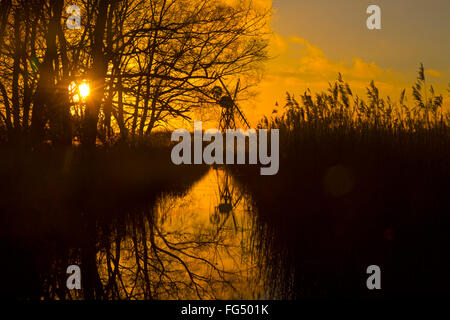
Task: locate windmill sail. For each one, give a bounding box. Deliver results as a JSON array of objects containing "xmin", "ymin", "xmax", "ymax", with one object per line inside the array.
[{"xmin": 234, "ymin": 104, "xmax": 250, "ymax": 129}]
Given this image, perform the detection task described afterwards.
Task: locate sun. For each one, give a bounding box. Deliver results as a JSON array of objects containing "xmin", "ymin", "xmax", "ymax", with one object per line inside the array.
[
  {"xmin": 78, "ymin": 82, "xmax": 90, "ymax": 99},
  {"xmin": 69, "ymin": 81, "xmax": 90, "ymax": 102}
]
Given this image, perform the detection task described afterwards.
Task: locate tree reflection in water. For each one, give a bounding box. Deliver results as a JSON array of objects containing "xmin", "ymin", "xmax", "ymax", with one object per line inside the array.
[{"xmin": 93, "ymin": 168, "xmax": 265, "ymax": 300}]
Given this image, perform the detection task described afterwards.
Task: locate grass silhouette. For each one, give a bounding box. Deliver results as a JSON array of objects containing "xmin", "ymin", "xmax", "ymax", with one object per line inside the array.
[{"xmin": 233, "ymin": 65, "xmax": 450, "ymax": 298}]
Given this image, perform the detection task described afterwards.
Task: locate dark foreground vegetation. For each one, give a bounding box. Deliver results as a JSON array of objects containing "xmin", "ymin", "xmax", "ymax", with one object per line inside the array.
[
  {"xmin": 234, "ymin": 69, "xmax": 450, "ymax": 299},
  {"xmin": 0, "ymin": 140, "xmax": 208, "ymax": 299}
]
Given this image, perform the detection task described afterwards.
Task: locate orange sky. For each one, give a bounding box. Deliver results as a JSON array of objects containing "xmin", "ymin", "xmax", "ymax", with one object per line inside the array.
[{"xmin": 239, "ymin": 0, "xmax": 450, "ymax": 126}]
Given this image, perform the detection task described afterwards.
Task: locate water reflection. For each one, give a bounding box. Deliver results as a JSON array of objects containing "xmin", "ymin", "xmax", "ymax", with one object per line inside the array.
[{"xmin": 95, "ymin": 167, "xmax": 264, "ymax": 299}]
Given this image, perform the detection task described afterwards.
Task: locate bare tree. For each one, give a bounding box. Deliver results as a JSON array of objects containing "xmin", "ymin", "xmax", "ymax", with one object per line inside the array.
[{"xmin": 0, "ymin": 0, "xmax": 268, "ymax": 145}]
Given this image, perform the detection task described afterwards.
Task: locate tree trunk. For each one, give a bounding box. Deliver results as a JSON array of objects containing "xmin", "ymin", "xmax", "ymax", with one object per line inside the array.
[
  {"xmin": 31, "ymin": 1, "xmax": 58, "ymax": 144},
  {"xmin": 11, "ymin": 8, "xmax": 22, "ymax": 135},
  {"xmin": 82, "ymin": 0, "xmax": 110, "ymax": 147}
]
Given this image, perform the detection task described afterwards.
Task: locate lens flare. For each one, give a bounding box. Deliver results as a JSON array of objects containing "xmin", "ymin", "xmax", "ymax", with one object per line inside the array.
[{"xmin": 79, "ymin": 82, "xmax": 90, "ymax": 99}]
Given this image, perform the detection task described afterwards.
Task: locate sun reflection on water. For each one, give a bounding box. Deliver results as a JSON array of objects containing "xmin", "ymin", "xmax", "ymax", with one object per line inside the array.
[{"xmin": 96, "ymin": 168, "xmax": 267, "ymax": 299}]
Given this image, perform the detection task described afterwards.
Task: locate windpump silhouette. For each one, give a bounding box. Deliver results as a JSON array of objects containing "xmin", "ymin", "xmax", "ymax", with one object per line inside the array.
[
  {"xmin": 210, "ymin": 169, "xmax": 245, "ymax": 232},
  {"xmin": 209, "ymin": 79, "xmax": 251, "ymax": 232},
  {"xmin": 212, "ymin": 78, "xmax": 251, "ymax": 131}
]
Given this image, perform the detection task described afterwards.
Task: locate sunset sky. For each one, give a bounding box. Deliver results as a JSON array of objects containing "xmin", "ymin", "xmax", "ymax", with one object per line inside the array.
[{"xmin": 244, "ymin": 0, "xmax": 450, "ymax": 123}]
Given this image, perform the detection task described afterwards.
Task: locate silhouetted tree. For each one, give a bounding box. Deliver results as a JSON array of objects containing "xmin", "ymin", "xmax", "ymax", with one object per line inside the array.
[{"xmin": 0, "ymin": 0, "xmax": 269, "ymax": 146}]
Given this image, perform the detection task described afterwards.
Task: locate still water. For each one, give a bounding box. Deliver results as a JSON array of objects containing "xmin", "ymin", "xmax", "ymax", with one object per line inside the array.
[{"xmin": 95, "ymin": 168, "xmax": 267, "ymax": 299}]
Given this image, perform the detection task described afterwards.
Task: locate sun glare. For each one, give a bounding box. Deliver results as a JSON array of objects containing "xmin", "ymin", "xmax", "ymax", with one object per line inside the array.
[
  {"xmin": 79, "ymin": 82, "xmax": 90, "ymax": 99},
  {"xmin": 69, "ymin": 81, "xmax": 90, "ymax": 102}
]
